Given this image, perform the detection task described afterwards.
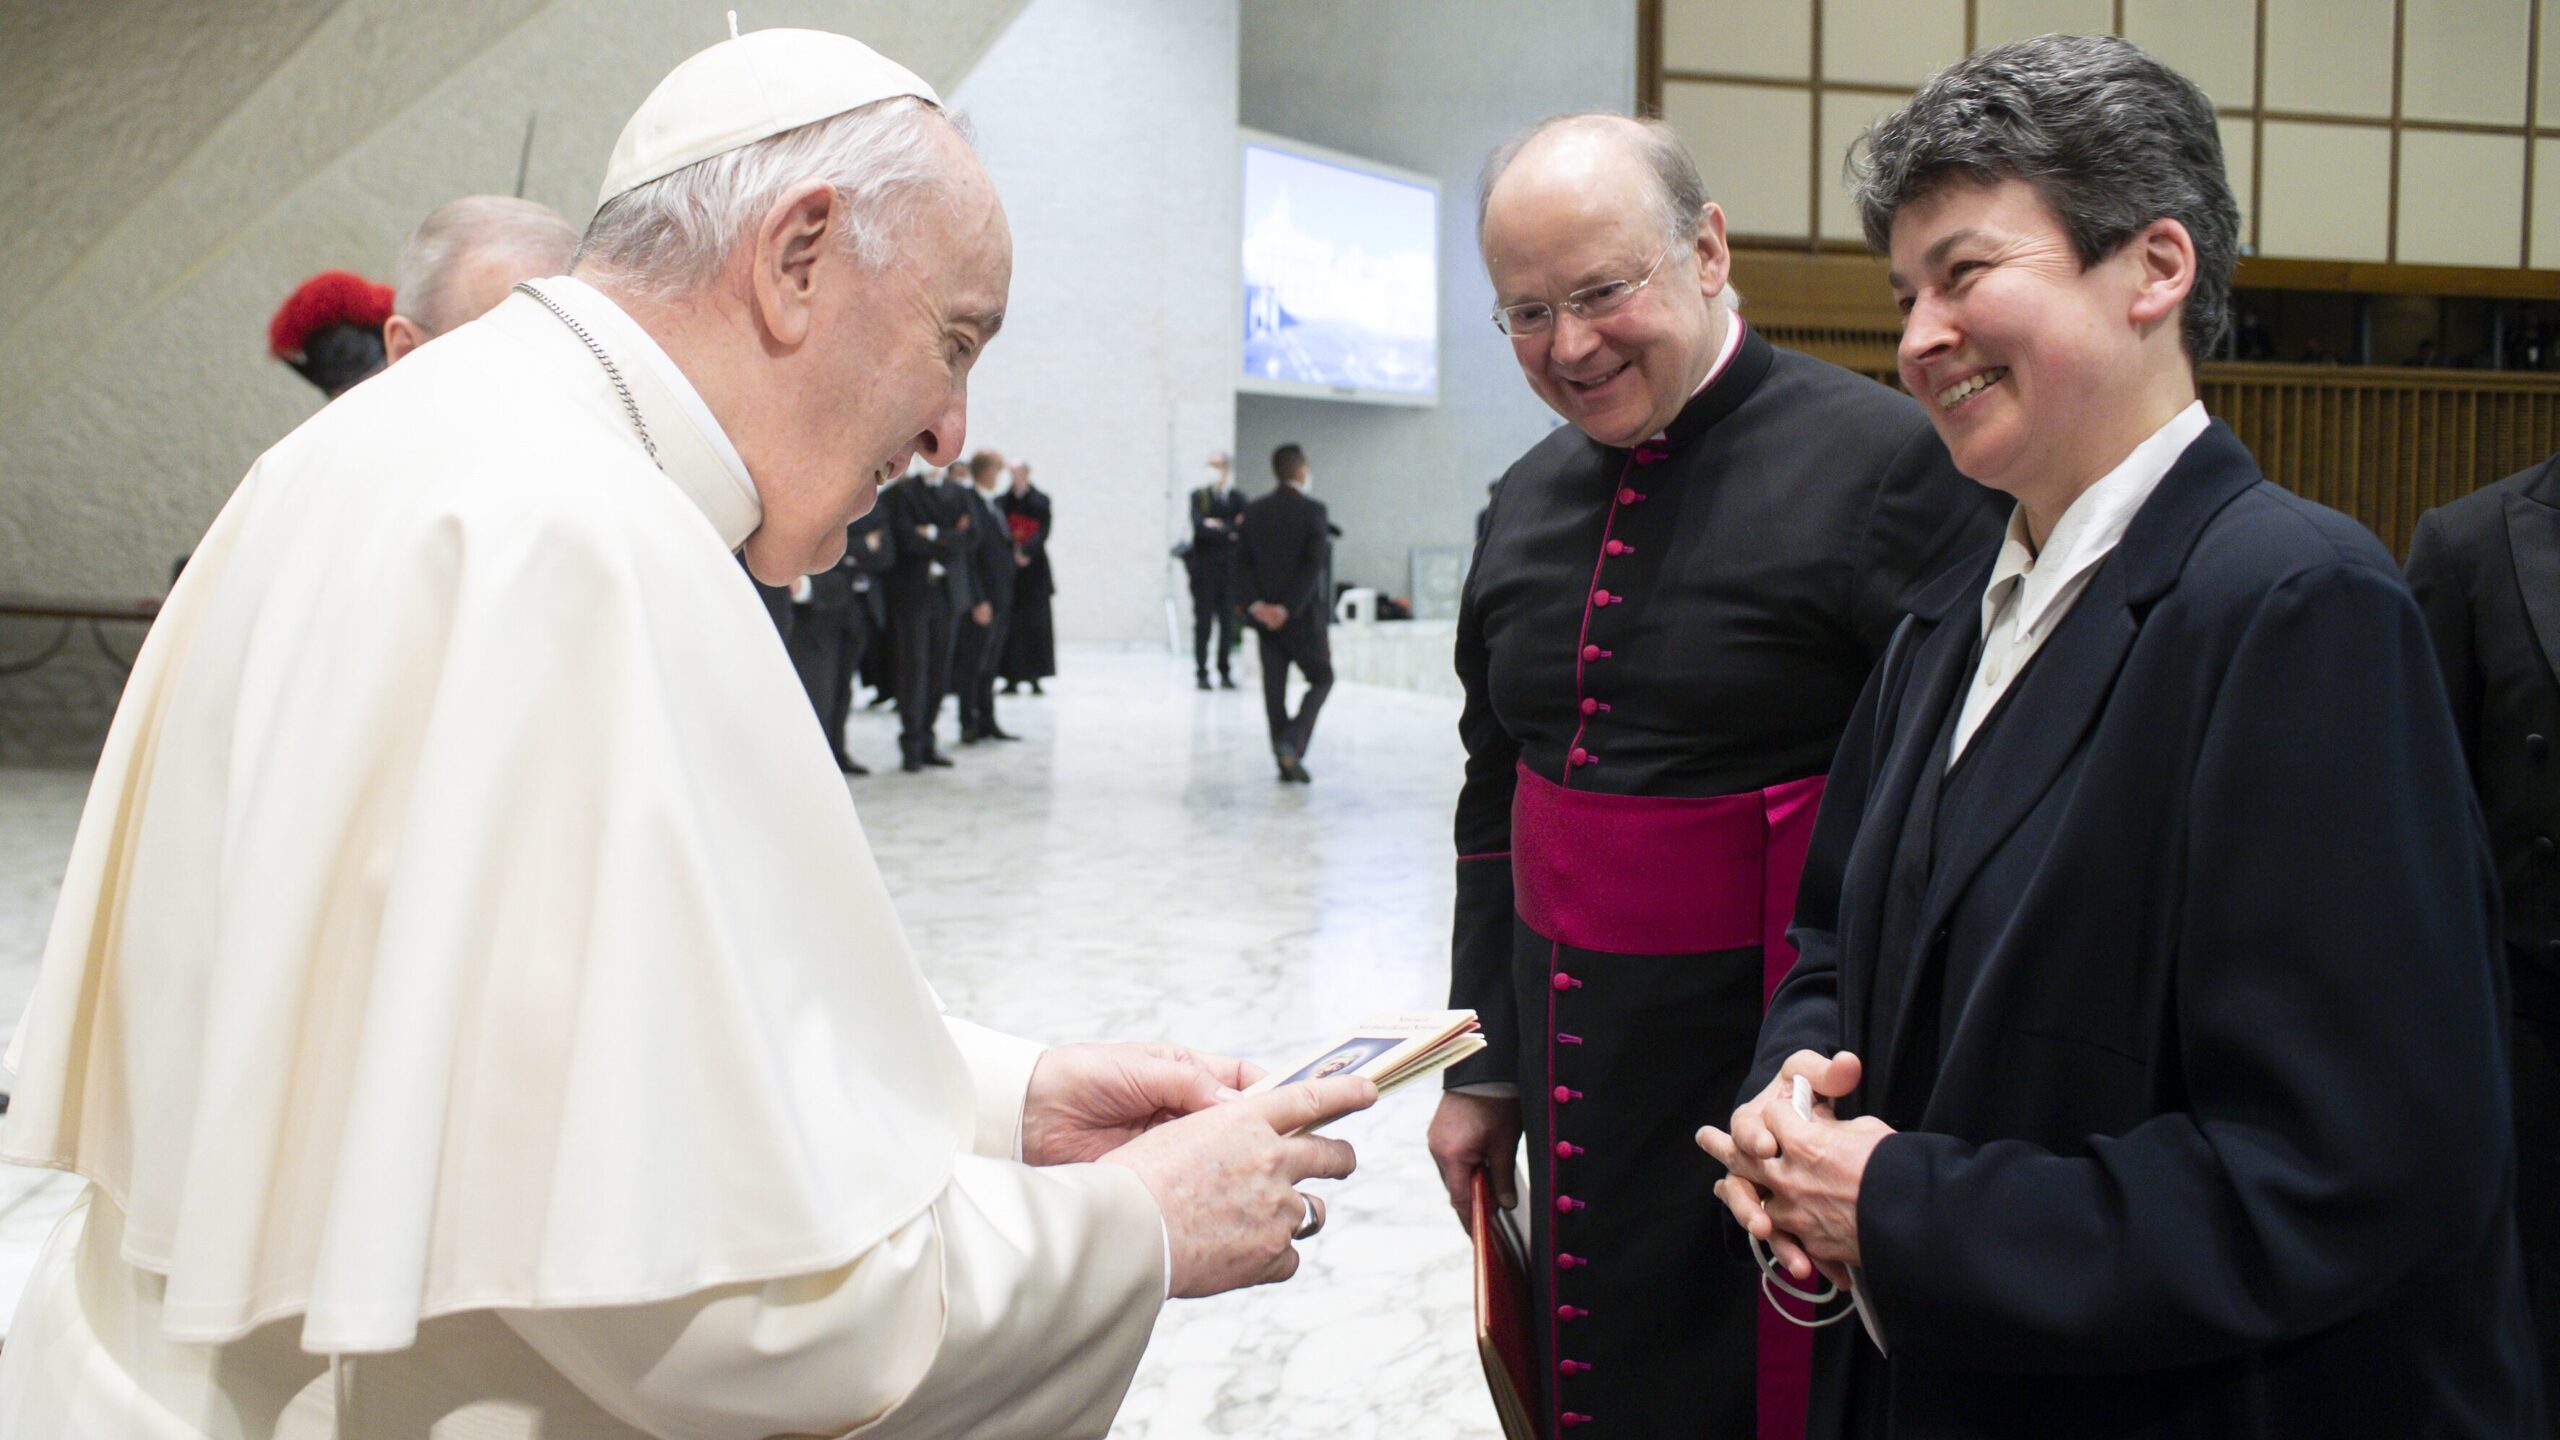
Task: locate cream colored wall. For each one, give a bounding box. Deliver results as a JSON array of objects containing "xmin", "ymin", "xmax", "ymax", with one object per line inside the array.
[
  {"xmin": 0, "ymin": 0, "xmax": 1027, "ymax": 762},
  {"xmin": 1656, "ymin": 0, "xmax": 2543, "ymax": 270}
]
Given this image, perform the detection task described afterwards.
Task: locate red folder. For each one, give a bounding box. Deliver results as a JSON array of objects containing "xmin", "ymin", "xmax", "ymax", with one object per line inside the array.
[{"xmin": 1472, "ymin": 1171, "xmax": 1538, "ymax": 1440}]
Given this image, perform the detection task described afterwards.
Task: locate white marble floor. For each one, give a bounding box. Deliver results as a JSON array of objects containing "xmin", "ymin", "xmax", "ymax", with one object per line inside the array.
[{"xmin": 0, "ymin": 646, "xmax": 1499, "ymax": 1438}]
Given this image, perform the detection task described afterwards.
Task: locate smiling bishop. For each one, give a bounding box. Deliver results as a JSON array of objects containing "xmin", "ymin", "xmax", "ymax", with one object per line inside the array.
[{"xmin": 1424, "ymin": 114, "xmax": 2000, "ymax": 1440}]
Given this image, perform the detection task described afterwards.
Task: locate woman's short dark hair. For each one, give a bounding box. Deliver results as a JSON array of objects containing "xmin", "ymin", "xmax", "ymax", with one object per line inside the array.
[{"xmin": 1850, "ymin": 33, "xmax": 2240, "ymax": 365}]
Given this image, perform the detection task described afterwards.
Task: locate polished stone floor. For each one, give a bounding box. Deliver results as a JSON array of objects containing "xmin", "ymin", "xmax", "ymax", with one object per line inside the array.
[{"xmin": 0, "ymin": 646, "xmax": 1500, "ymax": 1437}]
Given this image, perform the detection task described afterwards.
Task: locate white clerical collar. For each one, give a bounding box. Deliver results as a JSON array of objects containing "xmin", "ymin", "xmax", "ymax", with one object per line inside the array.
[
  {"xmin": 1646, "ymin": 311, "xmax": 1746, "ymax": 444},
  {"xmin": 1981, "ymin": 400, "xmax": 2208, "ymax": 643},
  {"xmin": 526, "ymin": 274, "xmax": 764, "ymax": 550}
]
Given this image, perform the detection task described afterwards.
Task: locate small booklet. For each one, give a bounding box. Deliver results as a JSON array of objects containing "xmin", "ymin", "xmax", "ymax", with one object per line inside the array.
[{"xmin": 1243, "ymin": 1010, "xmax": 1486, "ymax": 1107}]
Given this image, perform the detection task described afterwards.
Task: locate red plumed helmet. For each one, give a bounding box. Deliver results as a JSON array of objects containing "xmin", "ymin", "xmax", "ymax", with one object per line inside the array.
[{"xmin": 267, "ymin": 271, "xmax": 394, "ymax": 360}]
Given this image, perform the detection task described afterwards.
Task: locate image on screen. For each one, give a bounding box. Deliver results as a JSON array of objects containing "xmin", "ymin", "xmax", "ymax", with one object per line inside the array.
[{"xmin": 1240, "ymin": 135, "xmax": 1439, "ymax": 405}]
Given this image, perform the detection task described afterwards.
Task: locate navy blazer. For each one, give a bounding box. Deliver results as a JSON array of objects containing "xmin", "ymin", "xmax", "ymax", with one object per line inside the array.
[{"xmin": 1749, "ymin": 421, "xmax": 2543, "ymax": 1437}]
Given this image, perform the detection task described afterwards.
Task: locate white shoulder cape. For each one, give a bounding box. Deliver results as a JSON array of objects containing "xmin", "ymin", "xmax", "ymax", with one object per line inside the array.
[{"xmin": 1, "ymin": 286, "xmax": 974, "ymax": 1353}]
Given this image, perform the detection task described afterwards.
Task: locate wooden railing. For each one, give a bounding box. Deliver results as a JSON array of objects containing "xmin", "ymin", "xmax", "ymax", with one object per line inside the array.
[{"xmin": 1755, "ymin": 322, "xmax": 2560, "ymax": 560}]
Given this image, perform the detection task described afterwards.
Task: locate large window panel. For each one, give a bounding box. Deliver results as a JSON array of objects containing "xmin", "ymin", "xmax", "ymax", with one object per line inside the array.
[
  {"xmin": 1975, "ymin": 0, "xmax": 2114, "ymax": 49},
  {"xmin": 2258, "ymin": 121, "xmax": 2394, "ymax": 260},
  {"xmin": 1661, "ymin": 0, "xmax": 1813, "ymax": 81},
  {"xmin": 1819, "ymin": 90, "xmax": 1912, "ymax": 242},
  {"xmin": 2397, "ymin": 131, "xmax": 2527, "ymax": 265},
  {"xmin": 2534, "ymin": 139, "xmax": 2560, "ymax": 268},
  {"xmin": 1822, "ymin": 0, "xmax": 1965, "ymax": 87},
  {"xmin": 2263, "ymin": 0, "xmax": 2397, "ymax": 118},
  {"xmin": 2219, "ymin": 117, "xmax": 2255, "ymax": 248},
  {"xmin": 2542, "ymin": 1, "xmax": 2560, "ymax": 127},
  {"xmin": 2122, "ymin": 0, "xmax": 2260, "ymax": 109},
  {"xmin": 2402, "ymin": 0, "xmax": 2530, "ymax": 124},
  {"xmin": 1661, "ymin": 80, "xmax": 1813, "ymax": 241}
]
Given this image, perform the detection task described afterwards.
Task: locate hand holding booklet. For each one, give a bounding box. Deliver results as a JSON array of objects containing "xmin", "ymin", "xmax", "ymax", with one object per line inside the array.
[{"xmin": 1241, "ymin": 1010, "xmax": 1485, "ymax": 1125}]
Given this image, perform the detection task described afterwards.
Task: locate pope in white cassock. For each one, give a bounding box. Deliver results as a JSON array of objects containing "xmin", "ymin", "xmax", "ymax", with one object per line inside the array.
[{"xmin": 0, "ymin": 28, "xmax": 1376, "ymax": 1440}]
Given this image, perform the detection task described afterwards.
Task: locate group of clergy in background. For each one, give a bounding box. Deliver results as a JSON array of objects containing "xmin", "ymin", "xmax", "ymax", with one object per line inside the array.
[{"xmin": 754, "ymin": 450, "xmax": 1056, "ymax": 774}]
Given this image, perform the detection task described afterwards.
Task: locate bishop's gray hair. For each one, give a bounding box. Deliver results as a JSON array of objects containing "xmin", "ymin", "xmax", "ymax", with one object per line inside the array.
[
  {"xmin": 1478, "ymin": 114, "xmax": 1737, "ymax": 309},
  {"xmin": 573, "ymin": 96, "xmax": 968, "ymax": 299},
  {"xmin": 393, "ymin": 195, "xmax": 578, "ymax": 337},
  {"xmin": 1850, "ymin": 33, "xmax": 2240, "ymax": 364}
]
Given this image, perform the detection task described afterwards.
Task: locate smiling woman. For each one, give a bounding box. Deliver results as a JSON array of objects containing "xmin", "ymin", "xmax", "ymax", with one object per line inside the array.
[{"xmin": 1721, "ymin": 34, "xmax": 2545, "ymax": 1440}]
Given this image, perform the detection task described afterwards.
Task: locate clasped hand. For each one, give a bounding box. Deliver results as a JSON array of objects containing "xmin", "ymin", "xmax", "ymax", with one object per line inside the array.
[{"xmin": 1696, "ymin": 1050, "xmax": 1892, "ymax": 1291}]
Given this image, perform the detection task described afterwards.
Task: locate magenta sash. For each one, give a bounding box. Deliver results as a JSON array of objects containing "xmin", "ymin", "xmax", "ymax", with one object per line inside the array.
[{"xmin": 1512, "ymin": 762, "xmax": 1825, "ymax": 999}]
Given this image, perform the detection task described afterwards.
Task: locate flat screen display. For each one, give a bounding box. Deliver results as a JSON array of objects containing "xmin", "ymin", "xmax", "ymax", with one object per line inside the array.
[{"xmin": 1239, "ymin": 131, "xmax": 1439, "ymax": 406}]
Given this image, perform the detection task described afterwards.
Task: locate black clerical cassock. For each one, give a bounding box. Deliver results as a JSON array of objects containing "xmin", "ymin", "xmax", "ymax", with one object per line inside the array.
[{"xmin": 1444, "ymin": 324, "xmax": 1997, "ymax": 1438}]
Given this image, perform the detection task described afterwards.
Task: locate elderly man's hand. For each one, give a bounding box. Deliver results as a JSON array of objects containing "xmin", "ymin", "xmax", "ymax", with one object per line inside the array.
[
  {"xmin": 1021, "ymin": 1042, "xmax": 1262, "ymax": 1166},
  {"xmin": 1101, "ymin": 1076, "xmax": 1377, "ymax": 1297},
  {"xmin": 1248, "ymin": 602, "xmax": 1288, "ymax": 629},
  {"xmin": 1698, "ymin": 1050, "xmax": 1891, "ymax": 1281},
  {"xmin": 970, "ymin": 601, "xmax": 994, "ymax": 626}
]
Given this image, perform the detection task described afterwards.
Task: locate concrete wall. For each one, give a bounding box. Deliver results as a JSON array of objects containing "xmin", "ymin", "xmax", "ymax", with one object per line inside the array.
[
  {"xmin": 949, "ymin": 0, "xmax": 1241, "ymax": 648},
  {"xmin": 1235, "ymin": 0, "xmax": 1638, "ymax": 608},
  {"xmin": 0, "ymin": 0, "xmax": 1027, "ymax": 763}
]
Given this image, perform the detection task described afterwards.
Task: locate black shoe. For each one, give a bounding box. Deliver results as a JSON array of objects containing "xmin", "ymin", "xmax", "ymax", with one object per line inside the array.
[
  {"xmin": 1000, "ymin": 682, "xmax": 1019, "ymax": 695},
  {"xmin": 1029, "ymin": 681, "xmax": 1043, "ymax": 695},
  {"xmin": 901, "ymin": 755, "xmax": 927, "ymax": 773},
  {"xmin": 1219, "ymin": 674, "xmax": 1238, "ymax": 690},
  {"xmin": 987, "ymin": 725, "xmax": 1020, "ymax": 742},
  {"xmin": 1275, "ymin": 748, "xmax": 1308, "ymax": 784},
  {"xmin": 867, "ymin": 694, "xmax": 895, "ymax": 710},
  {"xmin": 1196, "ymin": 674, "xmax": 1213, "ymax": 691},
  {"xmin": 959, "ymin": 728, "xmax": 984, "ymax": 746},
  {"xmin": 924, "ymin": 750, "xmax": 955, "ymax": 768},
  {"xmin": 833, "ymin": 750, "xmax": 861, "ymax": 774}
]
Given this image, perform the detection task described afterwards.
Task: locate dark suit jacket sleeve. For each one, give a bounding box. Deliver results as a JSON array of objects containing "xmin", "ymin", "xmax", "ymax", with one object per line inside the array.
[
  {"xmin": 2406, "ymin": 508, "xmax": 2483, "ymax": 762},
  {"xmin": 850, "ymin": 518, "xmax": 897, "ymax": 578},
  {"xmin": 1284, "ymin": 500, "xmax": 1328, "ymax": 615},
  {"xmin": 1189, "ymin": 489, "xmax": 1222, "ymax": 550},
  {"xmin": 1849, "ymin": 423, "xmax": 2003, "ymax": 656},
  {"xmin": 1851, "ymin": 563, "xmax": 2510, "ymax": 1375},
  {"xmin": 1747, "ymin": 626, "xmax": 1905, "ymax": 1100},
  {"xmin": 1446, "ymin": 522, "xmax": 1522, "ymax": 1090}
]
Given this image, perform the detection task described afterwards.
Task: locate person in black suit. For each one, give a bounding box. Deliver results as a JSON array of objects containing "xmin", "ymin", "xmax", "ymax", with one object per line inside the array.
[
  {"xmin": 1236, "ymin": 444, "xmax": 1332, "ymax": 783},
  {"xmin": 786, "ymin": 506, "xmax": 895, "ymax": 773},
  {"xmin": 998, "ymin": 460, "xmax": 1056, "ymax": 695},
  {"xmin": 952, "ymin": 450, "xmax": 1019, "ymax": 744},
  {"xmin": 1186, "ymin": 451, "xmax": 1249, "ymax": 690},
  {"xmin": 1703, "ymin": 36, "xmax": 2542, "ymax": 1438},
  {"xmin": 882, "ymin": 461, "xmax": 976, "ymax": 771},
  {"xmin": 2409, "ymin": 452, "xmax": 2560, "ymax": 1432}
]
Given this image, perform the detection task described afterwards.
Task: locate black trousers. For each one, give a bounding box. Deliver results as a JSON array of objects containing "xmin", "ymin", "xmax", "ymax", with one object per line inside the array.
[
  {"xmin": 893, "ymin": 587, "xmax": 956, "ymax": 759},
  {"xmin": 952, "ymin": 609, "xmax": 1009, "ymax": 735},
  {"xmin": 1191, "ymin": 567, "xmax": 1240, "ymax": 678},
  {"xmin": 787, "ymin": 602, "xmax": 875, "ymax": 759},
  {"xmin": 1255, "ymin": 617, "xmax": 1332, "ymax": 758}
]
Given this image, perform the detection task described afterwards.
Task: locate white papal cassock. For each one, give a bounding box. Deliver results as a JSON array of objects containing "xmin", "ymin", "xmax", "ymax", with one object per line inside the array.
[{"xmin": 0, "ymin": 275, "xmax": 1167, "ymax": 1438}]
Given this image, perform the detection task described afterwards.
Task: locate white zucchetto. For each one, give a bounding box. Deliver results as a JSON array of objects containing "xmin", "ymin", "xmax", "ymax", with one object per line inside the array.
[{"xmin": 598, "ymin": 26, "xmax": 942, "ymax": 206}]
